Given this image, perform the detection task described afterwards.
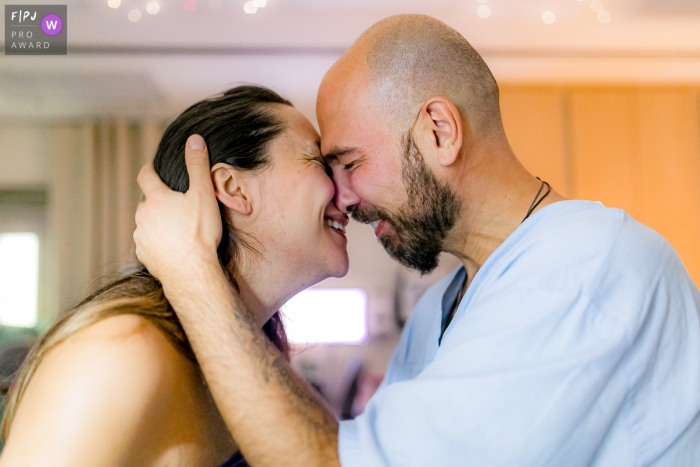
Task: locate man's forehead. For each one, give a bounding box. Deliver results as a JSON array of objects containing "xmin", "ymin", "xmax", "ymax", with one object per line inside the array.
[
  {"xmin": 318, "ymin": 89, "xmax": 365, "ymax": 125},
  {"xmin": 318, "ymin": 106, "xmax": 363, "ymax": 153},
  {"xmin": 318, "ymin": 97, "xmax": 383, "ymax": 154}
]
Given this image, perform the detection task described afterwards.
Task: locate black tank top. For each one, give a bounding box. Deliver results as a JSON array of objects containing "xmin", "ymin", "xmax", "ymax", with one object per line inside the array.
[{"xmin": 220, "ymin": 452, "xmax": 248, "ymax": 467}]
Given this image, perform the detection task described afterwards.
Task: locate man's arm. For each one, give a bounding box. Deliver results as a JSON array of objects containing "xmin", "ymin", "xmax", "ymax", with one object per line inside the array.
[{"xmin": 134, "ymin": 135, "xmax": 340, "ymax": 467}]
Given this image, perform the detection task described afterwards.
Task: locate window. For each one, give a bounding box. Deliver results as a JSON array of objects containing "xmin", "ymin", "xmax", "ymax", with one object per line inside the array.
[
  {"xmin": 0, "ymin": 190, "xmax": 46, "ymax": 329},
  {"xmin": 0, "ymin": 232, "xmax": 39, "ymax": 328},
  {"xmin": 282, "ymin": 288, "xmax": 367, "ymax": 345}
]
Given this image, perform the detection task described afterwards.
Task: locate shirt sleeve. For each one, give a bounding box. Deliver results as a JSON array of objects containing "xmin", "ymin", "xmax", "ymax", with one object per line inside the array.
[{"xmin": 338, "ymin": 213, "xmax": 700, "ymax": 467}]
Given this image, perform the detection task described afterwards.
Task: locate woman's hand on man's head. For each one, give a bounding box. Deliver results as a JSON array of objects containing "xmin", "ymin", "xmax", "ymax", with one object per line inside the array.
[{"xmin": 134, "ymin": 134, "xmax": 222, "ymax": 286}]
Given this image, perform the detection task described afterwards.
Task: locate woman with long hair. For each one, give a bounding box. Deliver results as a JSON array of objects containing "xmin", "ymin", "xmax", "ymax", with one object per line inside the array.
[{"xmin": 0, "ymin": 85, "xmax": 349, "ymax": 466}]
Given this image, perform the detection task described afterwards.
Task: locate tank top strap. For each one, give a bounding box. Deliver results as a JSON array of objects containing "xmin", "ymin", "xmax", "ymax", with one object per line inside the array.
[{"xmin": 220, "ymin": 452, "xmax": 248, "ymax": 467}]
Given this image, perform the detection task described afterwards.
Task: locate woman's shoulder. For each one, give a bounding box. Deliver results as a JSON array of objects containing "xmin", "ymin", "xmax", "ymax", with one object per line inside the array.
[
  {"xmin": 33, "ymin": 313, "xmax": 198, "ymax": 416},
  {"xmin": 1, "ymin": 314, "xmax": 197, "ymax": 466},
  {"xmin": 67, "ymin": 313, "xmax": 178, "ymax": 352},
  {"xmin": 48, "ymin": 313, "xmax": 192, "ymax": 382},
  {"xmin": 74, "ymin": 312, "xmax": 162, "ymax": 337}
]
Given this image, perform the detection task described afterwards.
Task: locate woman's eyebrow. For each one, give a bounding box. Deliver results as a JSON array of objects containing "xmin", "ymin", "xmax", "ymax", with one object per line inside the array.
[{"xmin": 323, "ymin": 146, "xmax": 358, "ymax": 162}]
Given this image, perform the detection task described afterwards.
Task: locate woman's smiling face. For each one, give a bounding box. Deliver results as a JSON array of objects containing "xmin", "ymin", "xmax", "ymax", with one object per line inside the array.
[{"xmin": 247, "ymin": 104, "xmax": 350, "ymax": 285}]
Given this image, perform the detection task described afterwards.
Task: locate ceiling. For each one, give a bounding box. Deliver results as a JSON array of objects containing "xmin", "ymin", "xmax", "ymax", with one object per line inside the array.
[{"xmin": 1, "ymin": 0, "xmax": 700, "ymax": 120}]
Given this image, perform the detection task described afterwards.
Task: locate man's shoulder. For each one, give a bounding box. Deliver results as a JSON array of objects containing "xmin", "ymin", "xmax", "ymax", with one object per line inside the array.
[
  {"xmin": 529, "ymin": 200, "xmax": 631, "ymax": 250},
  {"xmin": 402, "ymin": 202, "xmax": 669, "ymax": 324},
  {"xmin": 516, "ymin": 201, "xmax": 677, "ymax": 278},
  {"xmin": 482, "ymin": 201, "xmax": 694, "ymax": 336}
]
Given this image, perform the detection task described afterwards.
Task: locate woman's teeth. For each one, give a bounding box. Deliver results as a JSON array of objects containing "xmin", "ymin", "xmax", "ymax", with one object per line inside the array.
[
  {"xmin": 370, "ymin": 221, "xmax": 381, "ymax": 229},
  {"xmin": 326, "ymin": 219, "xmax": 346, "ymax": 233}
]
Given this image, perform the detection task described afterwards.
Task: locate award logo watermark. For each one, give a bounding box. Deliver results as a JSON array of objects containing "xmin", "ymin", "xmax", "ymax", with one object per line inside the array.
[{"xmin": 5, "ymin": 5, "xmax": 67, "ymax": 55}]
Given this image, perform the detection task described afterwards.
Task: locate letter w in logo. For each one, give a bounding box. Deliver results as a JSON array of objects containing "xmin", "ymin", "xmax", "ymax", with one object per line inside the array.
[{"xmin": 45, "ymin": 20, "xmax": 58, "ymax": 30}]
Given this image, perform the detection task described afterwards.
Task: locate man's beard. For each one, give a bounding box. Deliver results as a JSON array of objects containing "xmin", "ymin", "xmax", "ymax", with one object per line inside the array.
[{"xmin": 352, "ymin": 132, "xmax": 461, "ymax": 275}]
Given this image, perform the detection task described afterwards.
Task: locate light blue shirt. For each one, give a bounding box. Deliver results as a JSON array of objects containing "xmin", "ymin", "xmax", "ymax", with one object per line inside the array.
[{"xmin": 339, "ymin": 200, "xmax": 700, "ymax": 467}]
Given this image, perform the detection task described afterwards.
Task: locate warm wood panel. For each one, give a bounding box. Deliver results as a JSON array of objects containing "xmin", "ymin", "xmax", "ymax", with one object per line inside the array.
[
  {"xmin": 500, "ymin": 85, "xmax": 700, "ymax": 284},
  {"xmin": 569, "ymin": 89, "xmax": 643, "ymax": 218},
  {"xmin": 500, "ymin": 87, "xmax": 570, "ymax": 196},
  {"xmin": 635, "ymin": 89, "xmax": 700, "ymax": 283}
]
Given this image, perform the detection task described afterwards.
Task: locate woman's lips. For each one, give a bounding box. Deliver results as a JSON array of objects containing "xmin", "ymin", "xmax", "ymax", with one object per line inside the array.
[
  {"xmin": 325, "ymin": 219, "xmax": 347, "ymax": 239},
  {"xmin": 325, "ymin": 218, "xmax": 346, "ymax": 233}
]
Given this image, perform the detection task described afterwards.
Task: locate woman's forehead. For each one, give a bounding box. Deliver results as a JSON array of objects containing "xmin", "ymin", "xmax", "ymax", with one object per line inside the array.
[{"xmin": 276, "ymin": 105, "xmax": 320, "ymax": 141}]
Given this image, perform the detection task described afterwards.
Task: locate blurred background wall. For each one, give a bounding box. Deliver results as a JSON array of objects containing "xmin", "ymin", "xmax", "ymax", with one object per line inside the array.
[{"xmin": 1, "ymin": 0, "xmax": 700, "ymax": 417}]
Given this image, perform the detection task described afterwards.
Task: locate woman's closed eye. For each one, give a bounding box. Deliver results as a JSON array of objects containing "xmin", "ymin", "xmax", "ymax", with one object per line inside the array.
[{"xmin": 308, "ymin": 155, "xmax": 333, "ymax": 177}]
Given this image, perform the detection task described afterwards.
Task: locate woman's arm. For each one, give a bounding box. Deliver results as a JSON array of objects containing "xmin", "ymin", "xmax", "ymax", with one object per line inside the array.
[{"xmin": 0, "ymin": 315, "xmax": 180, "ymax": 467}]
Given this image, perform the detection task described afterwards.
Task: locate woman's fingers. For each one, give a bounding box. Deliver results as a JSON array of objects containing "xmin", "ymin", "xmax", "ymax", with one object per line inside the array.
[{"xmin": 185, "ymin": 135, "xmax": 214, "ymax": 196}]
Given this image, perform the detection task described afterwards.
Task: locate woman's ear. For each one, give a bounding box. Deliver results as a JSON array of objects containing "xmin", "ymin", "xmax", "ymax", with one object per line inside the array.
[
  {"xmin": 211, "ymin": 163, "xmax": 253, "ymax": 215},
  {"xmin": 412, "ymin": 97, "xmax": 464, "ymax": 168}
]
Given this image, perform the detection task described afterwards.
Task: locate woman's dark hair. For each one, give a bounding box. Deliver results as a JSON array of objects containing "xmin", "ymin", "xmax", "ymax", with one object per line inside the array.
[{"xmin": 2, "ymin": 85, "xmax": 293, "ymax": 438}]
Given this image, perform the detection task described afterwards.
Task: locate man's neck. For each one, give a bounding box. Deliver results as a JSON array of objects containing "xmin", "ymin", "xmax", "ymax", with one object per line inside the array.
[{"xmin": 444, "ymin": 145, "xmax": 567, "ymax": 283}]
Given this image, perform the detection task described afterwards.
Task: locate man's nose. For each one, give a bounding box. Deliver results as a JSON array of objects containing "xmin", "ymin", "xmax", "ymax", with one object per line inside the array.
[{"xmin": 332, "ymin": 168, "xmax": 361, "ymax": 214}]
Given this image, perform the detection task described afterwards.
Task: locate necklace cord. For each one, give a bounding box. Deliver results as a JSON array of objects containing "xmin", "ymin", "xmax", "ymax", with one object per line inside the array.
[{"xmin": 522, "ymin": 178, "xmax": 551, "ymax": 223}]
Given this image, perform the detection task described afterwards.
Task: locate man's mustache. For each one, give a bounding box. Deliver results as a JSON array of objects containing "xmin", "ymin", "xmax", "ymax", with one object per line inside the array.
[{"xmin": 351, "ymin": 206, "xmax": 392, "ymax": 225}]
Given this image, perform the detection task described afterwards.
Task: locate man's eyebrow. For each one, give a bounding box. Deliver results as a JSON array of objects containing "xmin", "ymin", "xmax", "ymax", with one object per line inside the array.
[{"xmin": 322, "ymin": 146, "xmax": 358, "ymax": 162}]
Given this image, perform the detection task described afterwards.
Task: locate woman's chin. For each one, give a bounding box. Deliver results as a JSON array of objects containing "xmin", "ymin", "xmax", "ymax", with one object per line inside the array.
[
  {"xmin": 329, "ymin": 266, "xmax": 349, "ymax": 279},
  {"xmin": 329, "ymin": 254, "xmax": 350, "ymax": 278}
]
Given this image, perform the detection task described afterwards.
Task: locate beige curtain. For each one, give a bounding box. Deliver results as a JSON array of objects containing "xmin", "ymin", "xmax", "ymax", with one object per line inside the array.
[
  {"xmin": 89, "ymin": 119, "xmax": 163, "ymax": 280},
  {"xmin": 45, "ymin": 119, "xmax": 163, "ymax": 325}
]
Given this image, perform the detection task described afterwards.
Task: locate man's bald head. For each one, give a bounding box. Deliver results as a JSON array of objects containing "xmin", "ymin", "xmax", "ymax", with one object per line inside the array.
[
  {"xmin": 321, "ymin": 14, "xmax": 503, "ymax": 138},
  {"xmin": 318, "ymin": 15, "xmax": 548, "ymax": 275}
]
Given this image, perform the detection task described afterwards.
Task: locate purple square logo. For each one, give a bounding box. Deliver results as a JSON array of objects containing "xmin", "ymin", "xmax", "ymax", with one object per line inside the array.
[{"xmin": 5, "ymin": 5, "xmax": 67, "ymax": 55}]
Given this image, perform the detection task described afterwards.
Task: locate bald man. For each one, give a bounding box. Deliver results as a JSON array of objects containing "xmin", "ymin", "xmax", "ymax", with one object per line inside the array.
[{"xmin": 134, "ymin": 15, "xmax": 700, "ymax": 467}]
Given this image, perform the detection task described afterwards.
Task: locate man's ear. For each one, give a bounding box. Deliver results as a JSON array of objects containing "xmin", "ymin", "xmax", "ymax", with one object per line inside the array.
[
  {"xmin": 412, "ymin": 97, "xmax": 463, "ymax": 167},
  {"xmin": 211, "ymin": 163, "xmax": 253, "ymax": 215}
]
